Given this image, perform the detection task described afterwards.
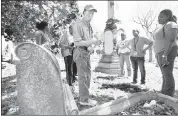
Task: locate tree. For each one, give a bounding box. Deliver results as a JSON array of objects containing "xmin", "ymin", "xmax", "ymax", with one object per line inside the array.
[
  {"xmin": 133, "ymin": 1, "xmax": 178, "ymax": 62},
  {"xmin": 1, "ymin": 0, "xmax": 79, "ymax": 43},
  {"xmin": 133, "ymin": 9, "xmax": 159, "ymax": 62}
]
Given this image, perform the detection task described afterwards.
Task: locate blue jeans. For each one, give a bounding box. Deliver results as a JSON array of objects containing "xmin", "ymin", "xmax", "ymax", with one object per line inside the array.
[
  {"xmin": 130, "ymin": 56, "xmax": 146, "ymax": 84},
  {"xmin": 156, "ymin": 45, "xmax": 178, "ymax": 97},
  {"xmin": 73, "ymin": 47, "xmax": 91, "ymax": 102}
]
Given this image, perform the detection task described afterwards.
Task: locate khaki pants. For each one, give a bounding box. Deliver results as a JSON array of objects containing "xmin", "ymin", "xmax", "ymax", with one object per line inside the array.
[
  {"xmin": 119, "ymin": 53, "xmax": 131, "ymax": 76},
  {"xmin": 73, "ymin": 48, "xmax": 91, "ymax": 102}
]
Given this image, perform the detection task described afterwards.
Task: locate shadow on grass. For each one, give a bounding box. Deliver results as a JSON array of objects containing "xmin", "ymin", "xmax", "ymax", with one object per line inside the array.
[
  {"xmin": 1, "ymin": 75, "xmax": 18, "ymax": 115},
  {"xmin": 96, "ymin": 76, "xmax": 117, "ymax": 81},
  {"xmin": 1, "ymin": 95, "xmax": 18, "ymax": 115},
  {"xmin": 60, "ymin": 69, "xmax": 66, "ymax": 72},
  {"xmin": 2, "ymin": 75, "xmax": 17, "ymax": 96},
  {"xmin": 2, "ymin": 75, "xmax": 16, "ymax": 83},
  {"xmin": 100, "ymin": 83, "xmax": 148, "ymax": 93}
]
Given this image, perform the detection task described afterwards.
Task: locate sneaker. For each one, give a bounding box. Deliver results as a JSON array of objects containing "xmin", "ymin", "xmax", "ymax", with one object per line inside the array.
[
  {"xmin": 79, "ymin": 99, "xmax": 97, "ymax": 106},
  {"xmin": 72, "ymin": 76, "xmax": 78, "ymax": 83},
  {"xmin": 131, "ymin": 81, "xmax": 137, "ymax": 84},
  {"xmin": 139, "ymin": 84, "xmax": 146, "ymax": 89},
  {"xmin": 140, "ymin": 82, "xmax": 145, "ymax": 85}
]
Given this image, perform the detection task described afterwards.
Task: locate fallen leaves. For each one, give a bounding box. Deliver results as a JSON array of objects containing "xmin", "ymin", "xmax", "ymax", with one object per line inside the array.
[
  {"xmin": 100, "ymin": 83, "xmax": 148, "ymax": 93},
  {"xmin": 116, "ymin": 100, "xmax": 178, "ymax": 115}
]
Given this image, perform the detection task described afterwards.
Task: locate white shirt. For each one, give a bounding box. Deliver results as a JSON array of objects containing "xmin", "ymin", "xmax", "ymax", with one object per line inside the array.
[{"xmin": 116, "ymin": 40, "xmax": 130, "ymax": 54}]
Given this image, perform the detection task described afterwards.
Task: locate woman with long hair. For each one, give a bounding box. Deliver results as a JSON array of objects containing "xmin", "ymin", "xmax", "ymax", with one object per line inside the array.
[{"xmin": 153, "ymin": 9, "xmax": 178, "ymax": 96}]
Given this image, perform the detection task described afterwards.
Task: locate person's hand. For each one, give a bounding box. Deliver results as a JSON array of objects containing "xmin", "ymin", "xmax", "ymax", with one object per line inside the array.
[
  {"xmin": 162, "ymin": 56, "xmax": 170, "ymax": 67},
  {"xmin": 94, "ymin": 33, "xmax": 100, "ymax": 40},
  {"xmin": 143, "ymin": 49, "xmax": 147, "ymax": 54},
  {"xmin": 87, "ymin": 46, "xmax": 94, "ymax": 53},
  {"xmin": 96, "ymin": 40, "xmax": 102, "ymax": 45},
  {"xmin": 93, "ymin": 40, "xmax": 102, "ymax": 46},
  {"xmin": 68, "ymin": 46, "xmax": 73, "ymax": 49}
]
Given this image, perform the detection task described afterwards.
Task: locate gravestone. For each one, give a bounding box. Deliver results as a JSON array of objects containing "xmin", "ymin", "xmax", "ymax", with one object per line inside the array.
[{"xmin": 15, "ymin": 43, "xmax": 67, "ymax": 115}]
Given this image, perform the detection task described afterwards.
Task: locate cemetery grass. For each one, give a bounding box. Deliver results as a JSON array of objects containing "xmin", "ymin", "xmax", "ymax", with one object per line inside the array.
[{"xmin": 1, "ymin": 56, "xmax": 178, "ymax": 115}]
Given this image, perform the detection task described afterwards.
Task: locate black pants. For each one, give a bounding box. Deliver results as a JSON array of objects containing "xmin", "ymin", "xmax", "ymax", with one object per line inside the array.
[
  {"xmin": 64, "ymin": 52, "xmax": 77, "ymax": 86},
  {"xmin": 64, "ymin": 55, "xmax": 73, "ymax": 86},
  {"xmin": 72, "ymin": 49, "xmax": 77, "ymax": 81},
  {"xmin": 130, "ymin": 56, "xmax": 146, "ymax": 84},
  {"xmin": 72, "ymin": 61, "xmax": 77, "ymax": 77},
  {"xmin": 156, "ymin": 46, "xmax": 177, "ymax": 96}
]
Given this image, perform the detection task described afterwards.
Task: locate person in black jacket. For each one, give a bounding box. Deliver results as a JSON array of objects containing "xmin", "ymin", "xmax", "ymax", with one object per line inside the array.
[{"xmin": 69, "ymin": 25, "xmax": 78, "ymax": 83}]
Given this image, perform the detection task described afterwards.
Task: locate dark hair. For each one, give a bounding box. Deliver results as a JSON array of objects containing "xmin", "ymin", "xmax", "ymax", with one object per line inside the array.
[
  {"xmin": 160, "ymin": 9, "xmax": 176, "ymax": 37},
  {"xmin": 5, "ymin": 28, "xmax": 13, "ymax": 36},
  {"xmin": 133, "ymin": 29, "xmax": 139, "ymax": 34},
  {"xmin": 160, "ymin": 9, "xmax": 173, "ymax": 22},
  {"xmin": 36, "ymin": 21, "xmax": 48, "ymax": 30},
  {"xmin": 173, "ymin": 15, "xmax": 177, "ymax": 23},
  {"xmin": 67, "ymin": 13, "xmax": 77, "ymax": 20}
]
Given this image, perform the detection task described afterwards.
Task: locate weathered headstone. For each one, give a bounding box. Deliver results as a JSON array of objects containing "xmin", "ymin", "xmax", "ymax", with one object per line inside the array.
[{"xmin": 15, "ymin": 43, "xmax": 67, "ymax": 115}]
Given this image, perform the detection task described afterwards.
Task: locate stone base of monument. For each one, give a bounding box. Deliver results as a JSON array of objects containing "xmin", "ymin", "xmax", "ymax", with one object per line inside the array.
[
  {"xmin": 95, "ymin": 67, "xmax": 121, "ymax": 75},
  {"xmin": 95, "ymin": 53, "xmax": 121, "ymax": 76}
]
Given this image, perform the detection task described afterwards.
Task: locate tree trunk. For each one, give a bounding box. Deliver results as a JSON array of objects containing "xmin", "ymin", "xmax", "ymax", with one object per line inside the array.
[
  {"xmin": 149, "ymin": 47, "xmax": 152, "ymax": 62},
  {"xmin": 146, "ymin": 31, "xmax": 153, "ymax": 62}
]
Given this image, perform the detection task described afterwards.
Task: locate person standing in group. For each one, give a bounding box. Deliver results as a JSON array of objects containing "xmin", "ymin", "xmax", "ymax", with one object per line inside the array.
[
  {"xmin": 129, "ymin": 29, "xmax": 153, "ymax": 85},
  {"xmin": 72, "ymin": 5, "xmax": 101, "ymax": 106},
  {"xmin": 153, "ymin": 9, "xmax": 178, "ymax": 97},
  {"xmin": 116, "ymin": 33, "xmax": 131, "ymax": 77},
  {"xmin": 59, "ymin": 26, "xmax": 74, "ymax": 87},
  {"xmin": 34, "ymin": 21, "xmax": 50, "ymax": 46},
  {"xmin": 69, "ymin": 24, "xmax": 78, "ymax": 83}
]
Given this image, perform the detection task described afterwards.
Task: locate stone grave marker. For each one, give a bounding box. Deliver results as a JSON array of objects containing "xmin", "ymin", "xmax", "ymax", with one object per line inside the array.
[{"xmin": 15, "ymin": 43, "xmax": 67, "ymax": 115}]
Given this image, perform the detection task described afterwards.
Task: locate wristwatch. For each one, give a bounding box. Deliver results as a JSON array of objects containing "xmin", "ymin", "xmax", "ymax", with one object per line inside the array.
[{"xmin": 162, "ymin": 55, "xmax": 167, "ymax": 58}]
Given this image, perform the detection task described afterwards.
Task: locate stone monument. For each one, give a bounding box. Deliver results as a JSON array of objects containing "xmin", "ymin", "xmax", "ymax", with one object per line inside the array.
[
  {"xmin": 95, "ymin": 1, "xmax": 121, "ymax": 75},
  {"xmin": 15, "ymin": 43, "xmax": 67, "ymax": 115}
]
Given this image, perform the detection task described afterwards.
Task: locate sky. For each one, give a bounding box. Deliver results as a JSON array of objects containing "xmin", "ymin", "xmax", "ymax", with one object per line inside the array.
[{"xmin": 77, "ymin": 1, "xmax": 178, "ymax": 39}]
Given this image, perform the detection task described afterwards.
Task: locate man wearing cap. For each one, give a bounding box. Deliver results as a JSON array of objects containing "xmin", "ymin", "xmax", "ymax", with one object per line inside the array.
[
  {"xmin": 129, "ymin": 30, "xmax": 153, "ymax": 85},
  {"xmin": 72, "ymin": 5, "xmax": 101, "ymax": 106}
]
